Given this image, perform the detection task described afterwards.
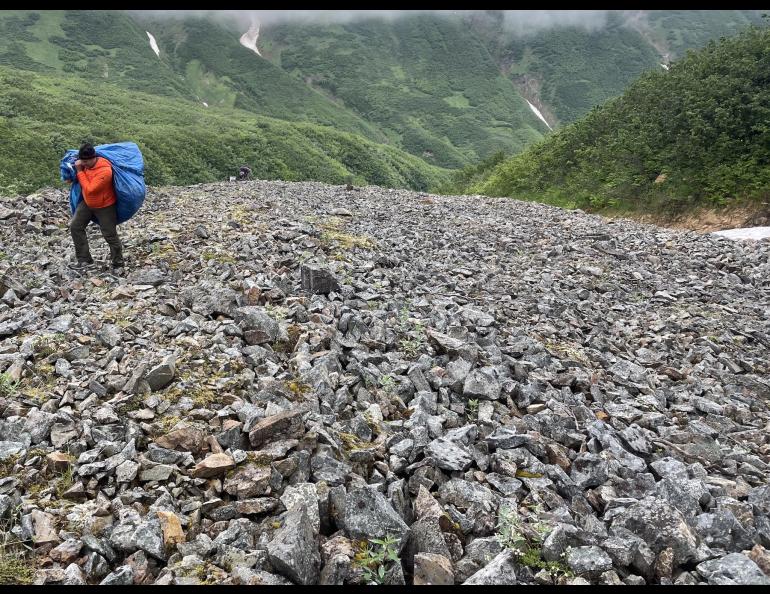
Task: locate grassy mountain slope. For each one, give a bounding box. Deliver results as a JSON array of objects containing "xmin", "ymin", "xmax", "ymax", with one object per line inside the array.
[
  {"xmin": 645, "ymin": 10, "xmax": 764, "ymax": 59},
  {"xmin": 0, "ymin": 11, "xmax": 193, "ymax": 99},
  {"xmin": 0, "ymin": 66, "xmax": 448, "ymax": 195},
  {"xmin": 0, "ymin": 11, "xmax": 387, "ymax": 142},
  {"xmin": 135, "ymin": 16, "xmax": 387, "ymax": 142},
  {"xmin": 474, "ymin": 10, "xmax": 764, "ymax": 127},
  {"xmin": 454, "ymin": 25, "xmax": 770, "ymax": 212},
  {"xmin": 259, "ymin": 13, "xmax": 549, "ymax": 168}
]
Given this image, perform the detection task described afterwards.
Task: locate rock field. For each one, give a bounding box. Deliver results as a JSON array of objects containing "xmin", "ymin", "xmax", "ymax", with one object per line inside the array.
[{"xmin": 0, "ymin": 180, "xmax": 769, "ymax": 585}]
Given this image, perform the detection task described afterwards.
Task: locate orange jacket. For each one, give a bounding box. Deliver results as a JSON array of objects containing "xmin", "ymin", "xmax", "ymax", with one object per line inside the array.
[{"xmin": 76, "ymin": 157, "xmax": 117, "ymax": 209}]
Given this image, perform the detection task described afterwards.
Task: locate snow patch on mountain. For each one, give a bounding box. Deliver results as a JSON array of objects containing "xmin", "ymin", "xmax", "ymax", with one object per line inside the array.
[
  {"xmin": 146, "ymin": 31, "xmax": 160, "ymax": 58},
  {"xmin": 713, "ymin": 227, "xmax": 770, "ymax": 241},
  {"xmin": 240, "ymin": 21, "xmax": 262, "ymax": 57},
  {"xmin": 526, "ymin": 99, "xmax": 552, "ymax": 131}
]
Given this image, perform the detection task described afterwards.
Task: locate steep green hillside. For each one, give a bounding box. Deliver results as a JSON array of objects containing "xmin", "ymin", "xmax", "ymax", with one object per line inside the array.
[
  {"xmin": 457, "ymin": 25, "xmax": 770, "ymax": 212},
  {"xmin": 474, "ymin": 10, "xmax": 763, "ymax": 126},
  {"xmin": 259, "ymin": 13, "xmax": 549, "ymax": 168},
  {"xmin": 135, "ymin": 16, "xmax": 386, "ymax": 142},
  {"xmin": 0, "ymin": 11, "xmax": 193, "ymax": 98},
  {"xmin": 0, "ymin": 11, "xmax": 384, "ymax": 142},
  {"xmin": 645, "ymin": 10, "xmax": 764, "ymax": 59},
  {"xmin": 0, "ymin": 9, "xmax": 765, "ymax": 196},
  {"xmin": 0, "ymin": 66, "xmax": 448, "ymax": 195}
]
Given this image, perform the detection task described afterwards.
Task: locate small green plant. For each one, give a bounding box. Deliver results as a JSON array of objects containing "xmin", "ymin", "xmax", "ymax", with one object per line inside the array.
[
  {"xmin": 265, "ymin": 304, "xmax": 289, "ymax": 321},
  {"xmin": 378, "ymin": 374, "xmax": 396, "ymax": 394},
  {"xmin": 54, "ymin": 465, "xmax": 75, "ymax": 499},
  {"xmin": 353, "ymin": 535, "xmax": 401, "ymax": 585},
  {"xmin": 0, "ymin": 503, "xmax": 35, "ymax": 585},
  {"xmin": 467, "ymin": 399, "xmax": 479, "ymax": 421},
  {"xmin": 395, "ymin": 307, "xmax": 425, "ymax": 358},
  {"xmin": 0, "ymin": 374, "xmax": 18, "ymax": 398},
  {"xmin": 496, "ymin": 505, "xmax": 572, "ymax": 578}
]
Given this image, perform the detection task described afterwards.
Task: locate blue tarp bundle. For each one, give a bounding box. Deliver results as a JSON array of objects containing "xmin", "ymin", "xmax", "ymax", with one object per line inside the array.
[{"xmin": 60, "ymin": 142, "xmax": 146, "ymax": 225}]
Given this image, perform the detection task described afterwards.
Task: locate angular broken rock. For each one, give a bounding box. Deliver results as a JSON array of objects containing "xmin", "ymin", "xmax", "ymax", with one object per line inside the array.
[
  {"xmin": 344, "ymin": 486, "xmax": 410, "ymax": 551},
  {"xmin": 224, "ymin": 464, "xmax": 272, "ymax": 498},
  {"xmin": 463, "ymin": 549, "xmax": 517, "ymax": 585},
  {"xmin": 301, "ymin": 264, "xmax": 340, "ymax": 295},
  {"xmin": 413, "ymin": 552, "xmax": 454, "ymax": 585},
  {"xmin": 463, "ymin": 368, "xmax": 500, "ymax": 401},
  {"xmin": 49, "ymin": 539, "xmax": 83, "ymax": 564},
  {"xmin": 611, "ymin": 497, "xmax": 700, "ymax": 566},
  {"xmin": 146, "ymin": 355, "xmax": 176, "ymax": 391},
  {"xmin": 192, "ymin": 453, "xmax": 235, "ymax": 478},
  {"xmin": 696, "ymin": 553, "xmax": 770, "ymax": 585},
  {"xmin": 249, "ymin": 409, "xmax": 304, "ymax": 448},
  {"xmin": 31, "ymin": 509, "xmax": 60, "ymax": 546},
  {"xmin": 154, "ymin": 427, "xmax": 206, "ymax": 454},
  {"xmin": 46, "ymin": 451, "xmax": 73, "ymax": 473},
  {"xmin": 426, "ymin": 437, "xmax": 473, "ymax": 472},
  {"xmin": 566, "ymin": 545, "xmax": 614, "ymax": 579},
  {"xmin": 233, "ymin": 306, "xmax": 280, "ymax": 345},
  {"xmin": 157, "ymin": 511, "xmax": 185, "ymax": 548},
  {"xmin": 267, "ymin": 504, "xmax": 320, "ymax": 585}
]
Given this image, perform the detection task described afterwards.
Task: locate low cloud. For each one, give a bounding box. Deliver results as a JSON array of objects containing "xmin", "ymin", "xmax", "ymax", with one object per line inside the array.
[{"xmin": 131, "ymin": 10, "xmax": 611, "ymax": 35}]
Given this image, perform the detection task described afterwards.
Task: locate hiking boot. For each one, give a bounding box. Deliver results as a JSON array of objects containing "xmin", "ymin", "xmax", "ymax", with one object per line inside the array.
[
  {"xmin": 69, "ymin": 259, "xmax": 94, "ymax": 270},
  {"xmin": 111, "ymin": 262, "xmax": 126, "ymax": 276}
]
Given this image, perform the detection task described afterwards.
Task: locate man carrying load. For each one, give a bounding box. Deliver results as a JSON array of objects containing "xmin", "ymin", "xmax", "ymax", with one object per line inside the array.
[{"xmin": 68, "ymin": 143, "xmax": 124, "ymax": 271}]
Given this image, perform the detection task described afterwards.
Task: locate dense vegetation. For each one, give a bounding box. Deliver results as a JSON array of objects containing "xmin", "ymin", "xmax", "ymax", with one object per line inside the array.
[
  {"xmin": 445, "ymin": 25, "xmax": 770, "ymax": 212},
  {"xmin": 261, "ymin": 14, "xmax": 548, "ymax": 168},
  {"xmin": 0, "ymin": 66, "xmax": 448, "ymax": 195},
  {"xmin": 472, "ymin": 10, "xmax": 763, "ymax": 126},
  {"xmin": 0, "ymin": 10, "xmax": 764, "ymax": 201}
]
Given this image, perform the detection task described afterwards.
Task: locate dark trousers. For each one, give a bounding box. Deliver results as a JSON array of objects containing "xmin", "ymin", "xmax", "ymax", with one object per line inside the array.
[{"xmin": 70, "ymin": 201, "xmax": 124, "ymax": 266}]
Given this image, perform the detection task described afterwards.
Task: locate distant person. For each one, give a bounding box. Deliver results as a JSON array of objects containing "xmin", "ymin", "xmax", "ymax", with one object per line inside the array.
[
  {"xmin": 68, "ymin": 143, "xmax": 124, "ymax": 271},
  {"xmin": 238, "ymin": 165, "xmax": 252, "ymax": 181}
]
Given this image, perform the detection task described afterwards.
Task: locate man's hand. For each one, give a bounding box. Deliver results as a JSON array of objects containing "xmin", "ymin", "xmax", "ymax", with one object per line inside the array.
[{"xmin": 74, "ymin": 159, "xmax": 84, "ymax": 172}]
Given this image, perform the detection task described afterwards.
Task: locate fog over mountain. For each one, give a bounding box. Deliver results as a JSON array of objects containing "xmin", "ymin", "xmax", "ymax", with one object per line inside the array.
[{"xmin": 131, "ymin": 9, "xmax": 610, "ymax": 35}]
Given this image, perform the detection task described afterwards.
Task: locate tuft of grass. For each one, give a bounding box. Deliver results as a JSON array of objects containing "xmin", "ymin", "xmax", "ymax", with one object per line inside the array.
[
  {"xmin": 338, "ymin": 432, "xmax": 366, "ymax": 452},
  {"xmin": 0, "ymin": 374, "xmax": 18, "ymax": 399},
  {"xmin": 320, "ymin": 229, "xmax": 375, "ymax": 250},
  {"xmin": 466, "ymin": 399, "xmax": 479, "ymax": 421},
  {"xmin": 496, "ymin": 505, "xmax": 572, "ymax": 578},
  {"xmin": 285, "ymin": 379, "xmax": 310, "ymax": 399},
  {"xmin": 0, "ymin": 553, "xmax": 34, "ymax": 585},
  {"xmin": 202, "ymin": 249, "xmax": 236, "ymax": 265},
  {"xmin": 0, "ymin": 454, "xmax": 20, "ymax": 478},
  {"xmin": 352, "ymin": 535, "xmax": 401, "ymax": 585},
  {"xmin": 273, "ymin": 324, "xmax": 303, "ymax": 355}
]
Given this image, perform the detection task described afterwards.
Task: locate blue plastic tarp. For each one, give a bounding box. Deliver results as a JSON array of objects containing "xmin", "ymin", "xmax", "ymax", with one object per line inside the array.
[{"xmin": 60, "ymin": 142, "xmax": 146, "ymax": 225}]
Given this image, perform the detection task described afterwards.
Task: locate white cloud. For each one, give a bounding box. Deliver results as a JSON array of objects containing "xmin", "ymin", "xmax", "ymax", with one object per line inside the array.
[{"xmin": 130, "ymin": 10, "xmax": 612, "ymax": 35}]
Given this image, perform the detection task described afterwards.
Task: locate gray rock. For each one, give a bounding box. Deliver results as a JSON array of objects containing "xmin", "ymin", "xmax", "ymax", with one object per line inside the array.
[
  {"xmin": 62, "ymin": 563, "xmax": 87, "ymax": 585},
  {"xmin": 463, "ymin": 368, "xmax": 501, "ymax": 401},
  {"xmin": 100, "ymin": 566, "xmax": 135, "ymax": 585},
  {"xmin": 611, "ymin": 497, "xmax": 700, "ymax": 565},
  {"xmin": 696, "ymin": 553, "xmax": 770, "ymax": 585},
  {"xmin": 233, "ymin": 306, "xmax": 280, "ymax": 345},
  {"xmin": 566, "ymin": 545, "xmax": 614, "ymax": 579},
  {"xmin": 146, "ymin": 355, "xmax": 176, "ymax": 391},
  {"xmin": 301, "ymin": 265, "xmax": 340, "ymax": 295},
  {"xmin": 97, "ymin": 324, "xmax": 122, "ymax": 347},
  {"xmin": 344, "ymin": 486, "xmax": 410, "ymax": 551},
  {"xmin": 463, "ymin": 549, "xmax": 517, "ymax": 584},
  {"xmin": 267, "ymin": 504, "xmax": 320, "ymax": 585},
  {"xmin": 426, "ymin": 437, "xmax": 473, "ymax": 472}
]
